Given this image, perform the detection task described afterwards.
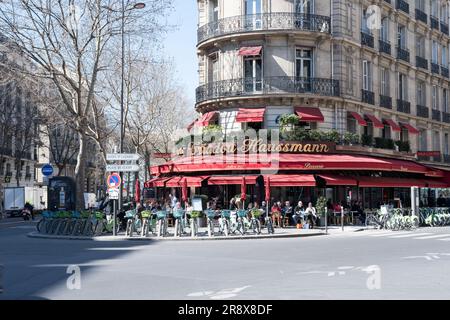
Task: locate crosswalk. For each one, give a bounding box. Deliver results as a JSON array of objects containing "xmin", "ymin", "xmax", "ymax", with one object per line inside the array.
[{"xmin": 341, "ymin": 229, "xmax": 450, "ymax": 242}]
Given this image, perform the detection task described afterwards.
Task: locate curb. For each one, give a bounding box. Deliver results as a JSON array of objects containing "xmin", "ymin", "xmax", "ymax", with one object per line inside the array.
[{"xmin": 27, "ymin": 230, "xmax": 326, "ymax": 241}]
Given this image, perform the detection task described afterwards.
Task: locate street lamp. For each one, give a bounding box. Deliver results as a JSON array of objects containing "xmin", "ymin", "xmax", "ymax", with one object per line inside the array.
[{"xmin": 119, "ymin": 1, "xmax": 145, "ymax": 211}]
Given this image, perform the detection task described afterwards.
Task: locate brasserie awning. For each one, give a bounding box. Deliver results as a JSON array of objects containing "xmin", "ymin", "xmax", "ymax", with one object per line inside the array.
[
  {"xmin": 195, "ymin": 111, "xmax": 218, "ymax": 127},
  {"xmin": 238, "ymin": 46, "xmax": 262, "ymax": 56},
  {"xmin": 319, "ymin": 174, "xmax": 358, "ymax": 186},
  {"xmin": 425, "ymin": 180, "xmax": 448, "ymax": 188},
  {"xmin": 357, "ymin": 177, "xmax": 426, "ymax": 188},
  {"xmin": 235, "ymin": 108, "xmax": 265, "ymax": 123},
  {"xmin": 383, "ymin": 119, "xmax": 401, "ymax": 132},
  {"xmin": 263, "ymin": 174, "xmax": 316, "ymax": 187},
  {"xmin": 400, "ymin": 122, "xmax": 419, "ymax": 134},
  {"xmin": 348, "ymin": 112, "xmax": 367, "ymax": 126},
  {"xmin": 294, "ymin": 106, "xmax": 324, "ymax": 122},
  {"xmin": 365, "ymin": 114, "xmax": 384, "ymax": 128},
  {"xmin": 208, "ymin": 175, "xmax": 258, "ymax": 185},
  {"xmin": 144, "ymin": 177, "xmax": 171, "ymax": 188}
]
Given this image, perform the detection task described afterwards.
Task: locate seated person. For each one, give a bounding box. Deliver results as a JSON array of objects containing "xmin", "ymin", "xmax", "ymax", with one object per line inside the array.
[
  {"xmin": 292, "ymin": 201, "xmax": 304, "ymax": 226},
  {"xmin": 271, "ymin": 202, "xmax": 282, "ymax": 227},
  {"xmin": 304, "ymin": 202, "xmax": 317, "ymax": 229},
  {"xmin": 281, "ymin": 200, "xmax": 293, "ymax": 227}
]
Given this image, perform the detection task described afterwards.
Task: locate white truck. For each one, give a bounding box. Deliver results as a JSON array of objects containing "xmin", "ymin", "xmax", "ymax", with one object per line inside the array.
[{"xmin": 3, "ymin": 187, "xmax": 46, "ymax": 217}]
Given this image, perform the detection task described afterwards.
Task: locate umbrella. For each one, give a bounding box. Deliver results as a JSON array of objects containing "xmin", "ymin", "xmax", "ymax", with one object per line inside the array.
[
  {"xmin": 181, "ymin": 178, "xmax": 188, "ymax": 203},
  {"xmin": 240, "ymin": 176, "xmax": 246, "ymax": 201},
  {"xmin": 265, "ymin": 176, "xmax": 270, "ymax": 219},
  {"xmin": 135, "ymin": 179, "xmax": 141, "ymax": 204}
]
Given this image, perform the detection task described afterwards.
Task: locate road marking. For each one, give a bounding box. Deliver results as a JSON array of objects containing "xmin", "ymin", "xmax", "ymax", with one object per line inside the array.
[
  {"xmin": 438, "ymin": 238, "xmax": 450, "ymax": 241},
  {"xmin": 369, "ymin": 231, "xmax": 410, "ymax": 237},
  {"xmin": 413, "ymin": 234, "xmax": 450, "ymax": 240},
  {"xmin": 388, "ymin": 232, "xmax": 431, "ymax": 238}
]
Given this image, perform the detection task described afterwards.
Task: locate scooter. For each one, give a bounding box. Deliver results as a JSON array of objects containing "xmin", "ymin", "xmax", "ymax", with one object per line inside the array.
[{"xmin": 22, "ymin": 208, "xmax": 32, "ymax": 221}]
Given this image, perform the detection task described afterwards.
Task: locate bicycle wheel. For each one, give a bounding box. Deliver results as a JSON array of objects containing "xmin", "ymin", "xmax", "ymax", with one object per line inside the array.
[
  {"xmin": 223, "ymin": 220, "xmax": 229, "ymax": 236},
  {"xmin": 208, "ymin": 220, "xmax": 214, "ymax": 237},
  {"xmin": 238, "ymin": 220, "xmax": 245, "ymax": 235},
  {"xmin": 37, "ymin": 219, "xmax": 45, "ymax": 233},
  {"xmin": 255, "ymin": 220, "xmax": 261, "ymax": 234},
  {"xmin": 266, "ymin": 219, "xmax": 274, "ymax": 234}
]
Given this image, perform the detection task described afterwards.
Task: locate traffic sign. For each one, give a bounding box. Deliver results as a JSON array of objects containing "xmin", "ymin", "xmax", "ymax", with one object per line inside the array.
[
  {"xmin": 106, "ymin": 164, "xmax": 140, "ymax": 172},
  {"xmin": 106, "ymin": 153, "xmax": 140, "ymax": 161},
  {"xmin": 108, "ymin": 188, "xmax": 119, "ymax": 200},
  {"xmin": 107, "ymin": 173, "xmax": 121, "ymax": 189},
  {"xmin": 42, "ymin": 164, "xmax": 54, "ymax": 176}
]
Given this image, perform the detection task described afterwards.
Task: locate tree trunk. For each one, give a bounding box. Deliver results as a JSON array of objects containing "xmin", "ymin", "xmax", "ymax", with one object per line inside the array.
[{"xmin": 74, "ymin": 130, "xmax": 87, "ymax": 210}]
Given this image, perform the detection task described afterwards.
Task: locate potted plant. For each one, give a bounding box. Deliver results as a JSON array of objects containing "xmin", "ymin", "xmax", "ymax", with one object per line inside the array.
[
  {"xmin": 315, "ymin": 196, "xmax": 328, "ymax": 227},
  {"xmin": 279, "ymin": 114, "xmax": 300, "ymax": 134}
]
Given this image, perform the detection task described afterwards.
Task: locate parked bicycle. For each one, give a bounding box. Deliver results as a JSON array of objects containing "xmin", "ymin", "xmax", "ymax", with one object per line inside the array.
[
  {"xmin": 219, "ymin": 210, "xmax": 231, "ymax": 236},
  {"xmin": 249, "ymin": 209, "xmax": 262, "ymax": 235},
  {"xmin": 236, "ymin": 210, "xmax": 247, "ymax": 235},
  {"xmin": 140, "ymin": 210, "xmax": 153, "ymax": 237},
  {"xmin": 173, "ymin": 208, "xmax": 186, "ymax": 237},
  {"xmin": 125, "ymin": 209, "xmax": 141, "ymax": 237},
  {"xmin": 156, "ymin": 210, "xmax": 168, "ymax": 237},
  {"xmin": 205, "ymin": 209, "xmax": 217, "ymax": 237}
]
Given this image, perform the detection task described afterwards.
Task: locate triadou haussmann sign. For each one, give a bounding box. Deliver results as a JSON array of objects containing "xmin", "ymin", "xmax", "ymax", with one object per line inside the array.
[{"xmin": 177, "ymin": 139, "xmax": 335, "ymax": 156}]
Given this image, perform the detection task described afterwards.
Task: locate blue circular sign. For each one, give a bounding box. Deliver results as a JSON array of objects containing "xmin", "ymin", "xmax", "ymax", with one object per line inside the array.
[{"xmin": 42, "ymin": 164, "xmax": 54, "ymax": 176}]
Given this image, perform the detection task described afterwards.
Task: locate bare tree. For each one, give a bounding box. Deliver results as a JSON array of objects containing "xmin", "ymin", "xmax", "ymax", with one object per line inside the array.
[{"xmin": 0, "ymin": 0, "xmax": 172, "ymax": 209}]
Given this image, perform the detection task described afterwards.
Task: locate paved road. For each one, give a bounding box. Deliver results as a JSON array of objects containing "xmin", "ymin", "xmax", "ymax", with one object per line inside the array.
[{"xmin": 1, "ymin": 219, "xmax": 450, "ymax": 299}]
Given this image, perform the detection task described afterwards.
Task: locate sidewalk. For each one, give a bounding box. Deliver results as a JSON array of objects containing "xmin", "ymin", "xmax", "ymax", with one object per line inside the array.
[{"xmin": 27, "ymin": 225, "xmax": 364, "ymax": 241}]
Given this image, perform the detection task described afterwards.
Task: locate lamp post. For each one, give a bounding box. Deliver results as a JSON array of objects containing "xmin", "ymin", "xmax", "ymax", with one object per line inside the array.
[{"xmin": 118, "ymin": 1, "xmax": 145, "ymax": 211}]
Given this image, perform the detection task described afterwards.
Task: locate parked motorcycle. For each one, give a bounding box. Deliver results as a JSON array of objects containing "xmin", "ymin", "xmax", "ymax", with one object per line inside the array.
[{"xmin": 22, "ymin": 208, "xmax": 32, "ymax": 221}]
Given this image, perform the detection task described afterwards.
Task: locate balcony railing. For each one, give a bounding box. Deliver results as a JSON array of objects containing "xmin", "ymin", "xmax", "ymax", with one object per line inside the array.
[
  {"xmin": 431, "ymin": 62, "xmax": 440, "ymax": 74},
  {"xmin": 443, "ymin": 112, "xmax": 450, "ymax": 123},
  {"xmin": 397, "ymin": 99, "xmax": 411, "ymax": 113},
  {"xmin": 397, "ymin": 47, "xmax": 410, "ymax": 62},
  {"xmin": 379, "ymin": 40, "xmax": 391, "ymax": 55},
  {"xmin": 197, "ymin": 13, "xmax": 331, "ymax": 44},
  {"xmin": 432, "ymin": 109, "xmax": 441, "ymax": 121},
  {"xmin": 431, "ymin": 16, "xmax": 439, "ymax": 30},
  {"xmin": 362, "ymin": 89, "xmax": 375, "ymax": 105},
  {"xmin": 380, "ymin": 95, "xmax": 392, "ymax": 109},
  {"xmin": 0, "ymin": 147, "xmax": 12, "ymax": 156},
  {"xmin": 416, "ymin": 105, "xmax": 429, "ymax": 118},
  {"xmin": 441, "ymin": 21, "xmax": 449, "ymax": 35},
  {"xmin": 415, "ymin": 9, "xmax": 428, "ymax": 24},
  {"xmin": 441, "ymin": 66, "xmax": 449, "ymax": 78},
  {"xmin": 361, "ymin": 31, "xmax": 374, "ymax": 48},
  {"xmin": 196, "ymin": 77, "xmax": 340, "ymax": 103},
  {"xmin": 396, "ymin": 0, "xmax": 409, "ymax": 14},
  {"xmin": 416, "ymin": 56, "xmax": 428, "ymax": 70}
]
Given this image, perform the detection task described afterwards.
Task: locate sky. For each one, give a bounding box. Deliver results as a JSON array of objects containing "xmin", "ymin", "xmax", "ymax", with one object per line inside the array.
[{"xmin": 162, "ymin": 0, "xmax": 198, "ymax": 106}]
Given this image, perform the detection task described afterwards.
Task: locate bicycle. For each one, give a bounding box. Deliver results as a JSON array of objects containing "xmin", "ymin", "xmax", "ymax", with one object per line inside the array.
[
  {"xmin": 173, "ymin": 209, "xmax": 185, "ymax": 237},
  {"xmin": 205, "ymin": 209, "xmax": 217, "ymax": 237},
  {"xmin": 218, "ymin": 210, "xmax": 231, "ymax": 236},
  {"xmin": 265, "ymin": 213, "xmax": 274, "ymax": 234},
  {"xmin": 156, "ymin": 210, "xmax": 168, "ymax": 237},
  {"xmin": 125, "ymin": 209, "xmax": 141, "ymax": 237},
  {"xmin": 249, "ymin": 209, "xmax": 262, "ymax": 235},
  {"xmin": 62, "ymin": 211, "xmax": 81, "ymax": 235},
  {"xmin": 37, "ymin": 211, "xmax": 55, "ymax": 234},
  {"xmin": 140, "ymin": 210, "xmax": 153, "ymax": 237},
  {"xmin": 236, "ymin": 210, "xmax": 247, "ymax": 235}
]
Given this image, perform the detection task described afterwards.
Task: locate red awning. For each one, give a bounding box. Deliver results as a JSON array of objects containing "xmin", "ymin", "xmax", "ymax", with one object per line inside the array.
[
  {"xmin": 348, "ymin": 112, "xmax": 367, "ymax": 126},
  {"xmin": 357, "ymin": 177, "xmax": 426, "ymax": 188},
  {"xmin": 425, "ymin": 180, "xmax": 448, "ymax": 188},
  {"xmin": 187, "ymin": 119, "xmax": 197, "ymax": 131},
  {"xmin": 400, "ymin": 122, "xmax": 419, "ymax": 134},
  {"xmin": 144, "ymin": 177, "xmax": 170, "ymax": 188},
  {"xmin": 263, "ymin": 175, "xmax": 316, "ymax": 187},
  {"xmin": 318, "ymin": 174, "xmax": 358, "ymax": 186},
  {"xmin": 294, "ymin": 106, "xmax": 324, "ymax": 122},
  {"xmin": 238, "ymin": 46, "xmax": 262, "ymax": 56},
  {"xmin": 383, "ymin": 119, "xmax": 401, "ymax": 132},
  {"xmin": 165, "ymin": 176, "xmax": 183, "ymax": 187},
  {"xmin": 195, "ymin": 112, "xmax": 218, "ymax": 127},
  {"xmin": 208, "ymin": 175, "xmax": 258, "ymax": 185},
  {"xmin": 181, "ymin": 176, "xmax": 209, "ymax": 187},
  {"xmin": 365, "ymin": 114, "xmax": 384, "ymax": 128},
  {"xmin": 235, "ymin": 108, "xmax": 265, "ymax": 123}
]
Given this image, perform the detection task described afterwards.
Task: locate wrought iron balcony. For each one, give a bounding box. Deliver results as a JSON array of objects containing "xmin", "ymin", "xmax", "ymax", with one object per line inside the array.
[
  {"xmin": 397, "ymin": 99, "xmax": 411, "ymax": 114},
  {"xmin": 432, "ymin": 109, "xmax": 441, "ymax": 121},
  {"xmin": 441, "ymin": 66, "xmax": 449, "ymax": 78},
  {"xmin": 431, "ymin": 16, "xmax": 439, "ymax": 30},
  {"xmin": 443, "ymin": 112, "xmax": 450, "ymax": 123},
  {"xmin": 431, "ymin": 62, "xmax": 440, "ymax": 74},
  {"xmin": 380, "ymin": 95, "xmax": 392, "ymax": 109},
  {"xmin": 415, "ymin": 9, "xmax": 427, "ymax": 24},
  {"xmin": 416, "ymin": 56, "xmax": 428, "ymax": 70},
  {"xmin": 197, "ymin": 13, "xmax": 331, "ymax": 44},
  {"xmin": 441, "ymin": 22, "xmax": 449, "ymax": 35},
  {"xmin": 397, "ymin": 47, "xmax": 410, "ymax": 63},
  {"xmin": 361, "ymin": 31, "xmax": 374, "ymax": 48},
  {"xmin": 416, "ymin": 105, "xmax": 429, "ymax": 118},
  {"xmin": 379, "ymin": 40, "xmax": 391, "ymax": 55},
  {"xmin": 396, "ymin": 0, "xmax": 409, "ymax": 14},
  {"xmin": 362, "ymin": 89, "xmax": 375, "ymax": 105},
  {"xmin": 196, "ymin": 77, "xmax": 340, "ymax": 103}
]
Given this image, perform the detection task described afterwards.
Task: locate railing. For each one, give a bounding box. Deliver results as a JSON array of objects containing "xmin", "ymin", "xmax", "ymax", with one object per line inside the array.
[
  {"xmin": 432, "ymin": 109, "xmax": 441, "ymax": 121},
  {"xmin": 416, "ymin": 56, "xmax": 428, "ymax": 69},
  {"xmin": 415, "ymin": 9, "xmax": 428, "ymax": 24},
  {"xmin": 416, "ymin": 105, "xmax": 429, "ymax": 118},
  {"xmin": 431, "ymin": 62, "xmax": 440, "ymax": 74},
  {"xmin": 443, "ymin": 112, "xmax": 450, "ymax": 123},
  {"xmin": 0, "ymin": 147, "xmax": 12, "ymax": 156},
  {"xmin": 379, "ymin": 40, "xmax": 391, "ymax": 55},
  {"xmin": 197, "ymin": 12, "xmax": 331, "ymax": 44},
  {"xmin": 396, "ymin": 0, "xmax": 409, "ymax": 14},
  {"xmin": 441, "ymin": 66, "xmax": 449, "ymax": 78},
  {"xmin": 362, "ymin": 89, "xmax": 375, "ymax": 105},
  {"xmin": 441, "ymin": 21, "xmax": 449, "ymax": 35},
  {"xmin": 397, "ymin": 99, "xmax": 411, "ymax": 114},
  {"xmin": 196, "ymin": 77, "xmax": 340, "ymax": 103},
  {"xmin": 431, "ymin": 16, "xmax": 439, "ymax": 30},
  {"xmin": 361, "ymin": 31, "xmax": 374, "ymax": 48},
  {"xmin": 380, "ymin": 95, "xmax": 392, "ymax": 109},
  {"xmin": 397, "ymin": 47, "xmax": 410, "ymax": 62}
]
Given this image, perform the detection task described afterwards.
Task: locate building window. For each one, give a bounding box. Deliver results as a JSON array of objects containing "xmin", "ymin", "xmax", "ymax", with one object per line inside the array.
[
  {"xmin": 380, "ymin": 17, "xmax": 389, "ymax": 41},
  {"xmin": 362, "ymin": 8, "xmax": 370, "ymax": 33},
  {"xmin": 295, "ymin": 0, "xmax": 313, "ymax": 14},
  {"xmin": 445, "ymin": 133, "xmax": 449, "ymax": 155},
  {"xmin": 362, "ymin": 60, "xmax": 371, "ymax": 91},
  {"xmin": 398, "ymin": 73, "xmax": 407, "ymax": 100},
  {"xmin": 209, "ymin": 0, "xmax": 218, "ymax": 22},
  {"xmin": 434, "ymin": 131, "xmax": 440, "ymax": 151},
  {"xmin": 208, "ymin": 52, "xmax": 219, "ymax": 83},
  {"xmin": 244, "ymin": 0, "xmax": 262, "ymax": 29},
  {"xmin": 347, "ymin": 114, "xmax": 357, "ymax": 134},
  {"xmin": 244, "ymin": 55, "xmax": 262, "ymax": 92},
  {"xmin": 296, "ymin": 48, "xmax": 312, "ymax": 79},
  {"xmin": 380, "ymin": 67, "xmax": 389, "ymax": 96},
  {"xmin": 417, "ymin": 81, "xmax": 426, "ymax": 105},
  {"xmin": 245, "ymin": 0, "xmax": 261, "ymax": 15},
  {"xmin": 416, "ymin": 0, "xmax": 425, "ymax": 11},
  {"xmin": 400, "ymin": 127, "xmax": 409, "ymax": 142},
  {"xmin": 416, "ymin": 35, "xmax": 425, "ymax": 57},
  {"xmin": 431, "ymin": 0, "xmax": 439, "ymax": 17},
  {"xmin": 432, "ymin": 85, "xmax": 439, "ymax": 110},
  {"xmin": 382, "ymin": 125, "xmax": 391, "ymax": 139},
  {"xmin": 346, "ymin": 2, "xmax": 353, "ymax": 34},
  {"xmin": 441, "ymin": 2, "xmax": 448, "ymax": 22},
  {"xmin": 6, "ymin": 163, "xmax": 11, "ymax": 175},
  {"xmin": 443, "ymin": 45, "xmax": 448, "ymax": 66},
  {"xmin": 432, "ymin": 41, "xmax": 439, "ymax": 64},
  {"xmin": 397, "ymin": 24, "xmax": 406, "ymax": 49},
  {"xmin": 419, "ymin": 129, "xmax": 427, "ymax": 150},
  {"xmin": 346, "ymin": 57, "xmax": 353, "ymax": 94},
  {"xmin": 443, "ymin": 89, "xmax": 448, "ymax": 113},
  {"xmin": 364, "ymin": 122, "xmax": 374, "ymax": 137}
]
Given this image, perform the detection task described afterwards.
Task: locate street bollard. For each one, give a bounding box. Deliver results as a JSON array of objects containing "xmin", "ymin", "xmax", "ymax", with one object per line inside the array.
[
  {"xmin": 341, "ymin": 208, "xmax": 344, "ymax": 232},
  {"xmin": 325, "ymin": 209, "xmax": 328, "ymax": 234}
]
